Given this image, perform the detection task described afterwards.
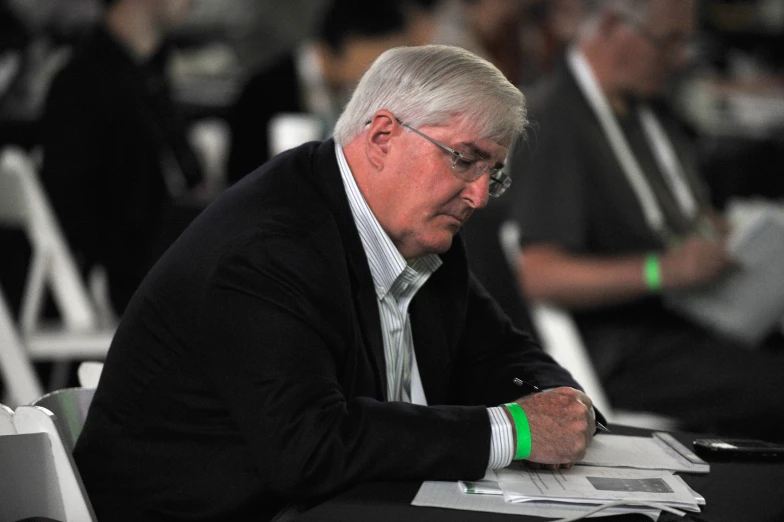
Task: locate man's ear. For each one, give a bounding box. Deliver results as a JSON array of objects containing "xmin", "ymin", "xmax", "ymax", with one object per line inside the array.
[{"xmin": 365, "ymin": 110, "xmax": 399, "ymax": 170}]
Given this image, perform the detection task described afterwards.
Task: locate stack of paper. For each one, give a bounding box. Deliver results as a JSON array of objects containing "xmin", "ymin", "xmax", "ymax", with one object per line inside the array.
[
  {"xmin": 576, "ymin": 432, "xmax": 709, "ymax": 473},
  {"xmin": 498, "ymin": 465, "xmax": 703, "ymax": 513},
  {"xmin": 413, "ymin": 477, "xmax": 664, "ymax": 520},
  {"xmin": 412, "ymin": 432, "xmax": 708, "ymax": 520}
]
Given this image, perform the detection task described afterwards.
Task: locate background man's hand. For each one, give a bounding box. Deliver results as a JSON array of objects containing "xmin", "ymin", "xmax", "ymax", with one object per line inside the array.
[
  {"xmin": 660, "ymin": 235, "xmax": 737, "ymax": 290},
  {"xmin": 511, "ymin": 387, "xmax": 594, "ymax": 465}
]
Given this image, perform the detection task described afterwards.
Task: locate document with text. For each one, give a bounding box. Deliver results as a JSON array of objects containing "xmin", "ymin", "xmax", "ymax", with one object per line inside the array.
[
  {"xmin": 414, "ymin": 477, "xmax": 663, "ymax": 520},
  {"xmin": 498, "ymin": 465, "xmax": 703, "ymax": 512}
]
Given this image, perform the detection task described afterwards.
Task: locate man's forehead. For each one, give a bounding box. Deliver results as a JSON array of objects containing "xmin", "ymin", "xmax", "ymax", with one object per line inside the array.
[
  {"xmin": 437, "ymin": 116, "xmax": 511, "ymax": 158},
  {"xmin": 459, "ymin": 139, "xmax": 510, "ymax": 162}
]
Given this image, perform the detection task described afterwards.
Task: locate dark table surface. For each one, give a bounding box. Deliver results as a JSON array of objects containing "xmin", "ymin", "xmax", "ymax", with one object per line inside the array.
[{"xmin": 297, "ymin": 425, "xmax": 784, "ymax": 522}]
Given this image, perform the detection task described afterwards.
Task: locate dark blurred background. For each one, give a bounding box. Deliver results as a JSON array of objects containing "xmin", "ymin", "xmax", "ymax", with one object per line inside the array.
[{"xmin": 2, "ymin": 0, "xmax": 782, "ymax": 203}]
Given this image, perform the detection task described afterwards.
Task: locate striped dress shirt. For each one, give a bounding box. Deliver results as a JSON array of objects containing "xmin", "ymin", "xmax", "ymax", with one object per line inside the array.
[{"xmin": 335, "ymin": 143, "xmax": 514, "ymax": 468}]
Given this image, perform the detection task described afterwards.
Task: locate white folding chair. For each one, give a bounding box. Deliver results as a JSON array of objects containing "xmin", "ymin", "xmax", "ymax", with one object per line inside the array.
[
  {"xmin": 0, "ymin": 403, "xmax": 97, "ymax": 521},
  {"xmin": 0, "ymin": 402, "xmax": 14, "ymax": 434},
  {"xmin": 499, "ymin": 220, "xmax": 678, "ymax": 430},
  {"xmin": 268, "ymin": 113, "xmax": 324, "ymax": 157},
  {"xmin": 0, "ymin": 146, "xmax": 115, "ymax": 404},
  {"xmin": 77, "ymin": 360, "xmax": 104, "ymax": 389},
  {"xmin": 0, "ymin": 283, "xmax": 44, "ymax": 405}
]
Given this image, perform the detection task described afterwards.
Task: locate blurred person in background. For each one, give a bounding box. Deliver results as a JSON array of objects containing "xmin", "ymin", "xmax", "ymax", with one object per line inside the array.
[
  {"xmin": 0, "ymin": 0, "xmax": 32, "ymax": 142},
  {"xmin": 226, "ymin": 0, "xmax": 413, "ymax": 184},
  {"xmin": 402, "ymin": 0, "xmax": 444, "ymax": 46},
  {"xmin": 431, "ymin": 0, "xmax": 572, "ymax": 88},
  {"xmin": 444, "ymin": 0, "xmax": 587, "ymax": 333},
  {"xmin": 40, "ymin": 0, "xmax": 204, "ymax": 315},
  {"xmin": 509, "ymin": 0, "xmax": 784, "ymax": 440}
]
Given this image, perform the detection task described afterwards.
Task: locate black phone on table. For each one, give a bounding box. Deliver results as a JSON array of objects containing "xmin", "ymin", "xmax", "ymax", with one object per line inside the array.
[{"xmin": 693, "ymin": 438, "xmax": 784, "ymax": 460}]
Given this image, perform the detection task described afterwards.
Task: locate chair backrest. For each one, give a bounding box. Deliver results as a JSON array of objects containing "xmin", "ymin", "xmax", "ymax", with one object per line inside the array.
[
  {"xmin": 0, "ymin": 430, "xmax": 67, "ymax": 521},
  {"xmin": 0, "ymin": 146, "xmax": 99, "ymax": 334},
  {"xmin": 78, "ymin": 361, "xmax": 104, "ymax": 389},
  {"xmin": 0, "ymin": 403, "xmax": 14, "ymax": 434},
  {"xmin": 32, "ymin": 387, "xmax": 96, "ymax": 452},
  {"xmin": 0, "ymin": 403, "xmax": 96, "ymax": 521},
  {"xmin": 268, "ymin": 113, "xmax": 324, "ymax": 157}
]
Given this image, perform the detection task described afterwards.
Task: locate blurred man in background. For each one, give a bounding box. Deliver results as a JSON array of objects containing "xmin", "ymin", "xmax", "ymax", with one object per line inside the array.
[
  {"xmin": 226, "ymin": 0, "xmax": 413, "ymax": 184},
  {"xmin": 40, "ymin": 0, "xmax": 203, "ymax": 315},
  {"xmin": 510, "ymin": 0, "xmax": 784, "ymax": 440}
]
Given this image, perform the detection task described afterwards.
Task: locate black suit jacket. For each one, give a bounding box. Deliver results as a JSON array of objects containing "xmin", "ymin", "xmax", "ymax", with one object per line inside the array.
[{"xmin": 74, "ymin": 140, "xmax": 580, "ymax": 521}]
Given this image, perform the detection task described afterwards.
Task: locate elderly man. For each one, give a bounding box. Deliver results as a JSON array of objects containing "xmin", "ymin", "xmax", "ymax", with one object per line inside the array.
[
  {"xmin": 74, "ymin": 45, "xmax": 598, "ymax": 521},
  {"xmin": 511, "ymin": 0, "xmax": 784, "ymax": 439}
]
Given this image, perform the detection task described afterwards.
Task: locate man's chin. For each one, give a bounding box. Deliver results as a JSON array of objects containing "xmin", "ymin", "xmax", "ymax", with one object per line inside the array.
[
  {"xmin": 406, "ymin": 234, "xmax": 454, "ymax": 259},
  {"xmin": 428, "ymin": 234, "xmax": 455, "ymax": 255}
]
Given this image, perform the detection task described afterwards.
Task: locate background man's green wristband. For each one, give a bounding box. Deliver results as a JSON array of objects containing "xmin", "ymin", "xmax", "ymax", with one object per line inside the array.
[
  {"xmin": 644, "ymin": 254, "xmax": 662, "ymax": 292},
  {"xmin": 505, "ymin": 402, "xmax": 532, "ymax": 460}
]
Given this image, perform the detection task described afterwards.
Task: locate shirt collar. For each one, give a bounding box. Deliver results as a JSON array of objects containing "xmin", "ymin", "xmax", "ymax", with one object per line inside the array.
[{"xmin": 335, "ymin": 143, "xmax": 441, "ymax": 299}]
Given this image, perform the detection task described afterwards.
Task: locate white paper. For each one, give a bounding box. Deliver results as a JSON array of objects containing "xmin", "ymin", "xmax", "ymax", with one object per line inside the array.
[
  {"xmin": 413, "ymin": 478, "xmax": 661, "ymax": 520},
  {"xmin": 577, "ymin": 433, "xmax": 708, "ymax": 473},
  {"xmin": 498, "ymin": 465, "xmax": 701, "ymax": 512}
]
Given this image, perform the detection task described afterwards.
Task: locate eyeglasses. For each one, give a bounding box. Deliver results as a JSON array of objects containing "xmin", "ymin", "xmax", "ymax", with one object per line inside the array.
[{"xmin": 397, "ymin": 120, "xmax": 512, "ymax": 197}]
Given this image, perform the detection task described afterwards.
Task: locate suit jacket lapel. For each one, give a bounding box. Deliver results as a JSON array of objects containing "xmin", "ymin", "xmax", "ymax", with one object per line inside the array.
[
  {"xmin": 409, "ymin": 239, "xmax": 464, "ymax": 405},
  {"xmin": 310, "ymin": 140, "xmax": 388, "ymax": 400}
]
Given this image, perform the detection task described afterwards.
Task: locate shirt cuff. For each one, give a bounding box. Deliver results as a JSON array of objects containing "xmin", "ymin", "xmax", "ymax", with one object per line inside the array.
[{"xmin": 486, "ymin": 406, "xmax": 515, "ymax": 469}]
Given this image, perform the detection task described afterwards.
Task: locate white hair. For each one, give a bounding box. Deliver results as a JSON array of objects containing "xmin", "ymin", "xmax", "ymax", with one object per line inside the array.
[{"xmin": 333, "ymin": 45, "xmax": 527, "ymax": 146}]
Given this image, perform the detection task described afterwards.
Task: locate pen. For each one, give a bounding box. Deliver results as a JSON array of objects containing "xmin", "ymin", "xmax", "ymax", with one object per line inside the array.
[{"xmin": 512, "ymin": 377, "xmax": 611, "ymax": 432}]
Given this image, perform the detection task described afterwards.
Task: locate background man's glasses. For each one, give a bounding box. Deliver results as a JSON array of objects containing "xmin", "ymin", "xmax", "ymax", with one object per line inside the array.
[{"xmin": 621, "ymin": 14, "xmax": 693, "ymax": 61}]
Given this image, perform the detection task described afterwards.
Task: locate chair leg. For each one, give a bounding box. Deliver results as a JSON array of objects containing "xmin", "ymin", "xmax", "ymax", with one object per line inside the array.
[{"xmin": 0, "ymin": 286, "xmax": 44, "ymax": 405}]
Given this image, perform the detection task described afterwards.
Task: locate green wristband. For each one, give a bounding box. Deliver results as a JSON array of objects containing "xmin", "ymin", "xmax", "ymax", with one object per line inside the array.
[
  {"xmin": 644, "ymin": 254, "xmax": 662, "ymax": 292},
  {"xmin": 505, "ymin": 402, "xmax": 532, "ymax": 460}
]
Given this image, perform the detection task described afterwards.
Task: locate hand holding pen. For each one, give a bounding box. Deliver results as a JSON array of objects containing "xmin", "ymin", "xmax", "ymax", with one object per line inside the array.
[
  {"xmin": 513, "ymin": 377, "xmax": 610, "ymax": 433},
  {"xmin": 505, "ymin": 382, "xmax": 598, "ymax": 464}
]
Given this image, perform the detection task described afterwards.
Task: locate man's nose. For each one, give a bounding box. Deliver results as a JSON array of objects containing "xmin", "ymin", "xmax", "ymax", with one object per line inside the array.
[{"xmin": 462, "ymin": 173, "xmax": 490, "ymax": 209}]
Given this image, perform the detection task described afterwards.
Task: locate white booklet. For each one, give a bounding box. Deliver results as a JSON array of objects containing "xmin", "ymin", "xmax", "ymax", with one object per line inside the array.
[
  {"xmin": 498, "ymin": 465, "xmax": 703, "ymax": 513},
  {"xmin": 577, "ymin": 432, "xmax": 709, "ymax": 473},
  {"xmin": 665, "ymin": 199, "xmax": 784, "ymax": 347}
]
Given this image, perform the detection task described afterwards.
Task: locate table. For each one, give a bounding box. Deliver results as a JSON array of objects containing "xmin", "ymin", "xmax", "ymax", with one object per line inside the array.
[{"xmin": 297, "ymin": 425, "xmax": 784, "ymax": 522}]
